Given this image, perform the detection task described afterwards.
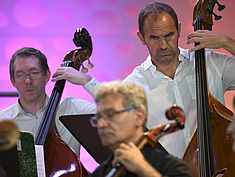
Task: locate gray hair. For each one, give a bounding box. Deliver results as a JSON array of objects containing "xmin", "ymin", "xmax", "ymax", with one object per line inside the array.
[{"xmin": 95, "ymin": 81, "xmax": 148, "ymax": 118}]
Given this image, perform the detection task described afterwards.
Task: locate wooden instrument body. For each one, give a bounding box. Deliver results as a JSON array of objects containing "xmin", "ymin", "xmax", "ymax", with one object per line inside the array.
[
  {"xmin": 183, "ymin": 1, "xmax": 235, "ymax": 176},
  {"xmin": 44, "ymin": 129, "xmax": 89, "ymax": 177},
  {"xmin": 183, "ymin": 93, "xmax": 235, "ymax": 177},
  {"xmin": 35, "ymin": 28, "xmax": 93, "ymax": 177}
]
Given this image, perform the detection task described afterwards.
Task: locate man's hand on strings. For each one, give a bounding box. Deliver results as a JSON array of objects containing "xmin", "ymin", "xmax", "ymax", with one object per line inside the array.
[
  {"xmin": 51, "ymin": 67, "xmax": 92, "ymax": 86},
  {"xmin": 187, "ymin": 30, "xmax": 227, "ymax": 51},
  {"xmin": 112, "ymin": 142, "xmax": 161, "ymax": 177}
]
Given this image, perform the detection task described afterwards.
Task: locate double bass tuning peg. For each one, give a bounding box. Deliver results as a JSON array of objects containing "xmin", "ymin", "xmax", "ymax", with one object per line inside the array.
[
  {"xmin": 214, "ymin": 0, "xmax": 225, "ymax": 11},
  {"xmin": 81, "ymin": 64, "xmax": 88, "ymax": 73},
  {"xmin": 207, "ymin": 5, "xmax": 222, "ymax": 21},
  {"xmin": 87, "ymin": 59, "xmax": 94, "ymax": 69},
  {"xmin": 81, "ymin": 59, "xmax": 94, "ymax": 73},
  {"xmin": 207, "ymin": 0, "xmax": 225, "ymax": 21},
  {"xmin": 213, "ymin": 13, "xmax": 222, "ymax": 21}
]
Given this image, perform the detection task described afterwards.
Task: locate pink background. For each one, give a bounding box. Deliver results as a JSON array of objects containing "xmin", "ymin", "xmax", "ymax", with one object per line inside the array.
[{"xmin": 0, "ymin": 0, "xmax": 234, "ymax": 172}]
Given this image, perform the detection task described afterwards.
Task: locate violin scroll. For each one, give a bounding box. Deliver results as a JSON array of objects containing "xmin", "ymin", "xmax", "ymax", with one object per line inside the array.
[
  {"xmin": 147, "ymin": 105, "xmax": 186, "ymax": 145},
  {"xmin": 165, "ymin": 105, "xmax": 185, "ymax": 129}
]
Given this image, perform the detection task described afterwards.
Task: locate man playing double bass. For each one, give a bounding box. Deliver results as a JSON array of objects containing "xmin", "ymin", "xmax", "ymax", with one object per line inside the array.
[
  {"xmin": 0, "ymin": 47, "xmax": 96, "ymax": 156},
  {"xmin": 52, "ymin": 1, "xmax": 235, "ymax": 160}
]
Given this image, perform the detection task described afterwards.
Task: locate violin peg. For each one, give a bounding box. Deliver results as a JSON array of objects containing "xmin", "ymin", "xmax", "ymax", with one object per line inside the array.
[{"xmin": 87, "ymin": 59, "xmax": 94, "ymax": 69}]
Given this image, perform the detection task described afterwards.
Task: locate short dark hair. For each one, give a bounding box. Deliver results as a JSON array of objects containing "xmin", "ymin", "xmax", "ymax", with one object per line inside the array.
[
  {"xmin": 9, "ymin": 47, "xmax": 50, "ymax": 78},
  {"xmin": 138, "ymin": 2, "xmax": 179, "ymax": 36}
]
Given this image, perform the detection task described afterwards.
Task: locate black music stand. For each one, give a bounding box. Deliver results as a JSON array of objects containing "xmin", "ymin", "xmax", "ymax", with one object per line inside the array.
[{"xmin": 59, "ymin": 114, "xmax": 111, "ymax": 164}]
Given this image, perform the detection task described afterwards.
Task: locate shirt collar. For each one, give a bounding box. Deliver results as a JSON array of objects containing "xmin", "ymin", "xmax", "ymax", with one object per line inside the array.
[
  {"xmin": 13, "ymin": 95, "xmax": 49, "ymax": 117},
  {"xmin": 142, "ymin": 47, "xmax": 192, "ymax": 71},
  {"xmin": 179, "ymin": 47, "xmax": 193, "ymax": 62}
]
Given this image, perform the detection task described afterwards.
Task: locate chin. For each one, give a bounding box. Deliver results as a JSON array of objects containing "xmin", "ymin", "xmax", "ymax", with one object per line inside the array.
[
  {"xmin": 101, "ymin": 139, "xmax": 111, "ymax": 146},
  {"xmin": 101, "ymin": 137, "xmax": 115, "ymax": 148},
  {"xmin": 25, "ymin": 96, "xmax": 37, "ymax": 102}
]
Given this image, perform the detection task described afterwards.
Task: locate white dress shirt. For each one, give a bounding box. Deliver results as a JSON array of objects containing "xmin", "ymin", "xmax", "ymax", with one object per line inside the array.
[
  {"xmin": 0, "ymin": 96, "xmax": 96, "ymax": 155},
  {"xmin": 84, "ymin": 47, "xmax": 235, "ymax": 158}
]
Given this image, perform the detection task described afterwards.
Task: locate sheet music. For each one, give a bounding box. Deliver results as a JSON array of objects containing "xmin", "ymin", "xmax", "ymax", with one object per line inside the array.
[{"xmin": 35, "ymin": 145, "xmax": 46, "ymax": 177}]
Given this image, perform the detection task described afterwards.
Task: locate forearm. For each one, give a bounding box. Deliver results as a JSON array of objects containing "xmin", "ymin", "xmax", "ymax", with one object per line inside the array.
[{"xmin": 223, "ymin": 36, "xmax": 235, "ymax": 56}]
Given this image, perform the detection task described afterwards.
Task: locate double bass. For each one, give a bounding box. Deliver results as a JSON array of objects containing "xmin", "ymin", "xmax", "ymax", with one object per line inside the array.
[
  {"xmin": 183, "ymin": 1, "xmax": 235, "ymax": 176},
  {"xmin": 35, "ymin": 28, "xmax": 93, "ymax": 177}
]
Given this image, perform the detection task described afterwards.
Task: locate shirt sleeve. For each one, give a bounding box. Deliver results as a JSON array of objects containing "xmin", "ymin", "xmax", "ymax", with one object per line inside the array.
[
  {"xmin": 55, "ymin": 98, "xmax": 96, "ymax": 156},
  {"xmin": 207, "ymin": 50, "xmax": 235, "ymax": 91},
  {"xmin": 83, "ymin": 77, "xmax": 101, "ymax": 97},
  {"xmin": 222, "ymin": 55, "xmax": 235, "ymax": 90}
]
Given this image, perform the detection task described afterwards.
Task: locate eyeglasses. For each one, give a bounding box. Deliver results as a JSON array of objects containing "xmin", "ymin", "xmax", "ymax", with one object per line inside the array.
[
  {"xmin": 14, "ymin": 71, "xmax": 43, "ymax": 82},
  {"xmin": 90, "ymin": 105, "xmax": 137, "ymax": 127}
]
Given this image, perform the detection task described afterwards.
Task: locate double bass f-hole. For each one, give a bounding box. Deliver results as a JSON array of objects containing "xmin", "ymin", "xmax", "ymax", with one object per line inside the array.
[
  {"xmin": 35, "ymin": 28, "xmax": 93, "ymax": 177},
  {"xmin": 105, "ymin": 105, "xmax": 186, "ymax": 177}
]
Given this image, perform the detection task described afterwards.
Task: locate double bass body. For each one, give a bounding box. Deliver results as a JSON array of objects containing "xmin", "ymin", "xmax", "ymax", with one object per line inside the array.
[{"xmin": 183, "ymin": 94, "xmax": 235, "ymax": 177}]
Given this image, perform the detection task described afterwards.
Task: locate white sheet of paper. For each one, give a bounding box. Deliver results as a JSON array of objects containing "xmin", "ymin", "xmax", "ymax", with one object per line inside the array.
[{"xmin": 35, "ymin": 145, "xmax": 46, "ymax": 177}]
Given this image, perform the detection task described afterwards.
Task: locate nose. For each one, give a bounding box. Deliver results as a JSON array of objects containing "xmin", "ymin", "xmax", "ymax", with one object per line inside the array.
[
  {"xmin": 97, "ymin": 118, "xmax": 109, "ymax": 128},
  {"xmin": 24, "ymin": 75, "xmax": 32, "ymax": 83},
  {"xmin": 159, "ymin": 38, "xmax": 167, "ymax": 49}
]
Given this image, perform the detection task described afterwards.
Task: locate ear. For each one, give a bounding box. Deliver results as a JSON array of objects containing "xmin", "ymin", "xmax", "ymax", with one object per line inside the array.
[
  {"xmin": 137, "ymin": 31, "xmax": 146, "ymax": 46},
  {"xmin": 10, "ymin": 76, "xmax": 16, "ymax": 88},
  {"xmin": 134, "ymin": 108, "xmax": 146, "ymax": 127},
  {"xmin": 44, "ymin": 70, "xmax": 51, "ymax": 84}
]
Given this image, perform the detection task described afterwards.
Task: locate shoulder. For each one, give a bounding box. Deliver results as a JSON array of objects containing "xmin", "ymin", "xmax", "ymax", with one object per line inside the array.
[
  {"xmin": 125, "ymin": 54, "xmax": 152, "ymax": 76},
  {"xmin": 58, "ymin": 97, "xmax": 96, "ymax": 115},
  {"xmin": 124, "ymin": 55, "xmax": 154, "ymax": 90},
  {"xmin": 204, "ymin": 49, "xmax": 235, "ymax": 76},
  {"xmin": 181, "ymin": 47, "xmax": 235, "ymax": 69},
  {"xmin": 146, "ymin": 148, "xmax": 192, "ymax": 177},
  {"xmin": 0, "ymin": 103, "xmax": 18, "ymax": 120},
  {"xmin": 205, "ymin": 49, "xmax": 233, "ymax": 62}
]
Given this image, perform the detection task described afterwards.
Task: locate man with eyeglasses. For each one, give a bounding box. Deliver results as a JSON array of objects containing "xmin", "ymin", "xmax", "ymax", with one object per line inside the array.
[
  {"xmin": 0, "ymin": 47, "xmax": 96, "ymax": 156},
  {"xmin": 89, "ymin": 81, "xmax": 191, "ymax": 177}
]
